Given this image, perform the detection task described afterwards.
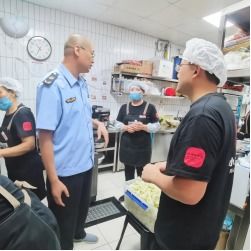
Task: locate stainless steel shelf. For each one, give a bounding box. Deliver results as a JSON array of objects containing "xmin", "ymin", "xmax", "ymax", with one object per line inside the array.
[
  {"xmin": 219, "ymin": 88, "xmax": 245, "ymax": 96},
  {"xmin": 227, "ymin": 68, "xmax": 250, "ymax": 78},
  {"xmin": 149, "ymin": 94, "xmax": 185, "ymax": 99},
  {"xmin": 98, "ymin": 163, "xmax": 114, "ymax": 168},
  {"xmin": 96, "ymin": 132, "xmax": 119, "ymax": 172},
  {"xmin": 111, "ymin": 91, "xmax": 185, "ymax": 99},
  {"xmin": 96, "ymin": 147, "xmax": 115, "ymax": 152},
  {"xmin": 112, "ymin": 72, "xmax": 178, "ymax": 83}
]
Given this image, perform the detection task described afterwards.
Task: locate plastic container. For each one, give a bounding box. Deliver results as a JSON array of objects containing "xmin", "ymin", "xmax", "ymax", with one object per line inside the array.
[
  {"xmin": 164, "ymin": 87, "xmax": 176, "ymax": 96},
  {"xmin": 172, "ymin": 56, "xmax": 182, "ymax": 79},
  {"xmin": 124, "ymin": 179, "xmax": 160, "ymax": 232}
]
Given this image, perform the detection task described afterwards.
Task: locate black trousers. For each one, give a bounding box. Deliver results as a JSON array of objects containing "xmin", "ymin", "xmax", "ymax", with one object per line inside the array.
[
  {"xmin": 7, "ymin": 154, "xmax": 46, "ymax": 200},
  {"xmin": 124, "ymin": 164, "xmax": 143, "ymax": 181},
  {"xmin": 46, "ymin": 168, "xmax": 93, "ymax": 250}
]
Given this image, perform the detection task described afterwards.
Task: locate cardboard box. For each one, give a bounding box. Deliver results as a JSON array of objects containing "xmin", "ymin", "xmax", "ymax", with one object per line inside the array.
[
  {"xmin": 152, "ymin": 60, "xmax": 173, "ymax": 78},
  {"xmin": 114, "ymin": 64, "xmax": 141, "ymax": 74},
  {"xmin": 140, "ymin": 60, "xmax": 153, "ymax": 75}
]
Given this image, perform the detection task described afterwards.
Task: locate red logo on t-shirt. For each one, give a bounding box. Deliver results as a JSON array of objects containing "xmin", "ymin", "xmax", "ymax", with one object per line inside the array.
[
  {"xmin": 184, "ymin": 147, "xmax": 206, "ymax": 169},
  {"xmin": 23, "ymin": 122, "xmax": 32, "ymax": 131}
]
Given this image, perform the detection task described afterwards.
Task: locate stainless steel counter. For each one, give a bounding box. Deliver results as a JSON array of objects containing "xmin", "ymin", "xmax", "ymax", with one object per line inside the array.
[
  {"xmin": 108, "ymin": 125, "xmax": 176, "ymax": 134},
  {"xmin": 151, "ymin": 131, "xmax": 174, "ymax": 163}
]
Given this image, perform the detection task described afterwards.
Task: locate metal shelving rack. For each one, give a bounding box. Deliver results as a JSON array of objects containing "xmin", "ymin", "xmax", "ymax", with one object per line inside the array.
[
  {"xmin": 218, "ymin": 1, "xmax": 250, "ymax": 249},
  {"xmin": 96, "ymin": 131, "xmax": 119, "ymax": 172},
  {"xmin": 111, "ymin": 72, "xmax": 184, "ymax": 99},
  {"xmin": 112, "ymin": 72, "xmax": 178, "ymax": 82},
  {"xmin": 218, "ymin": 0, "xmax": 250, "ymax": 83},
  {"xmin": 218, "ymin": 0, "xmax": 250, "ymax": 125},
  {"xmin": 227, "ymin": 68, "xmax": 249, "ymax": 79}
]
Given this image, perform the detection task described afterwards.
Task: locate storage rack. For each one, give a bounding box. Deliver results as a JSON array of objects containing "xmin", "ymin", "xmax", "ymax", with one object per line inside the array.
[
  {"xmin": 111, "ymin": 72, "xmax": 184, "ymax": 100},
  {"xmin": 96, "ymin": 131, "xmax": 119, "ymax": 172},
  {"xmin": 218, "ymin": 0, "xmax": 250, "ymax": 83},
  {"xmin": 218, "ymin": 1, "xmax": 250, "ymax": 249},
  {"xmin": 218, "ymin": 0, "xmax": 250, "ymax": 125}
]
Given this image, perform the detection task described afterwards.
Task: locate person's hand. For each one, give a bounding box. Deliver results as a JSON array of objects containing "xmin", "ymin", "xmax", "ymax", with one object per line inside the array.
[
  {"xmin": 123, "ymin": 125, "xmax": 135, "ymax": 133},
  {"xmin": 132, "ymin": 121, "xmax": 147, "ymax": 131},
  {"xmin": 97, "ymin": 122, "xmax": 109, "ymax": 147},
  {"xmin": 51, "ymin": 180, "xmax": 69, "ymax": 207},
  {"xmin": 142, "ymin": 162, "xmax": 167, "ymax": 183},
  {"xmin": 154, "ymin": 161, "xmax": 167, "ymax": 172}
]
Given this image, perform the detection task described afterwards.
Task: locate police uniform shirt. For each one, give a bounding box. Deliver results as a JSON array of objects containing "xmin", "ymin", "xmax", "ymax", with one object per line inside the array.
[
  {"xmin": 155, "ymin": 93, "xmax": 236, "ymax": 249},
  {"xmin": 36, "ymin": 64, "xmax": 94, "ymax": 177}
]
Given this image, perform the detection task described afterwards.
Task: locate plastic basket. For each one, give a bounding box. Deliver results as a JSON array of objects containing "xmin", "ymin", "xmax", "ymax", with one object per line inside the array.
[{"xmin": 124, "ymin": 179, "xmax": 159, "ymax": 233}]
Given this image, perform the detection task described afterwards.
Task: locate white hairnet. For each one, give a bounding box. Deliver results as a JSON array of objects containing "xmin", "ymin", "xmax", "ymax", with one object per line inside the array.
[
  {"xmin": 182, "ymin": 38, "xmax": 227, "ymax": 85},
  {"xmin": 0, "ymin": 77, "xmax": 23, "ymax": 97},
  {"xmin": 128, "ymin": 80, "xmax": 148, "ymax": 93}
]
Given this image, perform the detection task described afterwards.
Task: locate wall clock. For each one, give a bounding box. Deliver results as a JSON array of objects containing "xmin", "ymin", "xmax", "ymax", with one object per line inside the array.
[{"xmin": 27, "ymin": 36, "xmax": 52, "ymax": 61}]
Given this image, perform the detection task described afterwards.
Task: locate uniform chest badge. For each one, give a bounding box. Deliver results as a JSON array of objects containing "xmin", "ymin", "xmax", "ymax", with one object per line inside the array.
[
  {"xmin": 139, "ymin": 115, "xmax": 146, "ymax": 118},
  {"xmin": 65, "ymin": 97, "xmax": 76, "ymax": 103}
]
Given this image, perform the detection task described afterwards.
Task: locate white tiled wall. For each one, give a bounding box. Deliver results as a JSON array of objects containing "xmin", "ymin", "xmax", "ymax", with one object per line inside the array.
[{"xmin": 0, "ymin": 0, "xmax": 190, "ymax": 120}]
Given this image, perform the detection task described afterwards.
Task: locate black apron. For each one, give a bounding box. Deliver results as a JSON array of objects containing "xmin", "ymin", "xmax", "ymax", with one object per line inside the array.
[
  {"xmin": 119, "ymin": 102, "xmax": 152, "ymax": 166},
  {"xmin": 0, "ymin": 106, "xmax": 46, "ymax": 200}
]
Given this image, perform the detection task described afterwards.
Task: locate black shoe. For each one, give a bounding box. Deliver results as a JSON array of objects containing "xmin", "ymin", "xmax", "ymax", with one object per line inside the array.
[{"xmin": 119, "ymin": 195, "xmax": 124, "ymax": 202}]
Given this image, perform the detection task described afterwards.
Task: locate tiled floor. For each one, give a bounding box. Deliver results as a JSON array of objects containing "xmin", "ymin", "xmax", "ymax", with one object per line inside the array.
[
  {"xmin": 74, "ymin": 169, "xmax": 141, "ymax": 250},
  {"xmin": 0, "ymin": 160, "xmax": 141, "ymax": 250}
]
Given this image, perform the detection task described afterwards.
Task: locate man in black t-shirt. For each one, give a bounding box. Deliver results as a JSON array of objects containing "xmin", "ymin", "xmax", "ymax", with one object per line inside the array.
[{"xmin": 142, "ymin": 38, "xmax": 236, "ymax": 250}]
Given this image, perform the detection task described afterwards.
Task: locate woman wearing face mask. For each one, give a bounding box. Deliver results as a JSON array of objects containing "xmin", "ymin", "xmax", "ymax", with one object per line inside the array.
[
  {"xmin": 115, "ymin": 82, "xmax": 160, "ymax": 202},
  {"xmin": 0, "ymin": 78, "xmax": 46, "ymax": 200}
]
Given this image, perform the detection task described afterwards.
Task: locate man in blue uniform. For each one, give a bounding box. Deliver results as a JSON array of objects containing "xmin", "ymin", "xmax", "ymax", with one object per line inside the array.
[
  {"xmin": 142, "ymin": 38, "xmax": 236, "ymax": 249},
  {"xmin": 36, "ymin": 34, "xmax": 109, "ymax": 250}
]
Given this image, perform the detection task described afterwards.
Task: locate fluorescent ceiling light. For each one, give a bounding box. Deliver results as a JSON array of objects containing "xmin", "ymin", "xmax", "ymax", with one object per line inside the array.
[{"xmin": 203, "ymin": 11, "xmax": 233, "ymax": 28}]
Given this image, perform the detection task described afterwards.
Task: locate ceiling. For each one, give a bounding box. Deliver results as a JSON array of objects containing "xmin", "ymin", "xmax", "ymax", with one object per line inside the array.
[{"xmin": 26, "ymin": 0, "xmax": 240, "ymax": 46}]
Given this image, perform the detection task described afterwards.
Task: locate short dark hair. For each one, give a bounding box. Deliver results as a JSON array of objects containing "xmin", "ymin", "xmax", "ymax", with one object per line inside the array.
[{"xmin": 205, "ymin": 71, "xmax": 220, "ymax": 85}]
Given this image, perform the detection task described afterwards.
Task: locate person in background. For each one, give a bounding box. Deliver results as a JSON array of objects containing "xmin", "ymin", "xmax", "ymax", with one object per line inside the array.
[
  {"xmin": 36, "ymin": 34, "xmax": 109, "ymax": 250},
  {"xmin": 0, "ymin": 78, "xmax": 46, "ymax": 200},
  {"xmin": 115, "ymin": 82, "xmax": 160, "ymax": 202},
  {"xmin": 142, "ymin": 38, "xmax": 236, "ymax": 249},
  {"xmin": 237, "ymin": 110, "xmax": 250, "ymax": 140}
]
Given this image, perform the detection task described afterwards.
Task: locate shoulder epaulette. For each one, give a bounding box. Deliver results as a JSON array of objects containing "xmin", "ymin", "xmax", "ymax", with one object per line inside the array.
[{"xmin": 43, "ymin": 72, "xmax": 59, "ymax": 86}]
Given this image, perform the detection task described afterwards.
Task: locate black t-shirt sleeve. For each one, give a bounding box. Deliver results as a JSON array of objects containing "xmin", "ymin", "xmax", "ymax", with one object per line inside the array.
[
  {"xmin": 148, "ymin": 104, "xmax": 159, "ymax": 123},
  {"xmin": 166, "ymin": 115, "xmax": 222, "ymax": 181},
  {"xmin": 12, "ymin": 108, "xmax": 36, "ymax": 139},
  {"xmin": 116, "ymin": 104, "xmax": 126, "ymax": 123}
]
